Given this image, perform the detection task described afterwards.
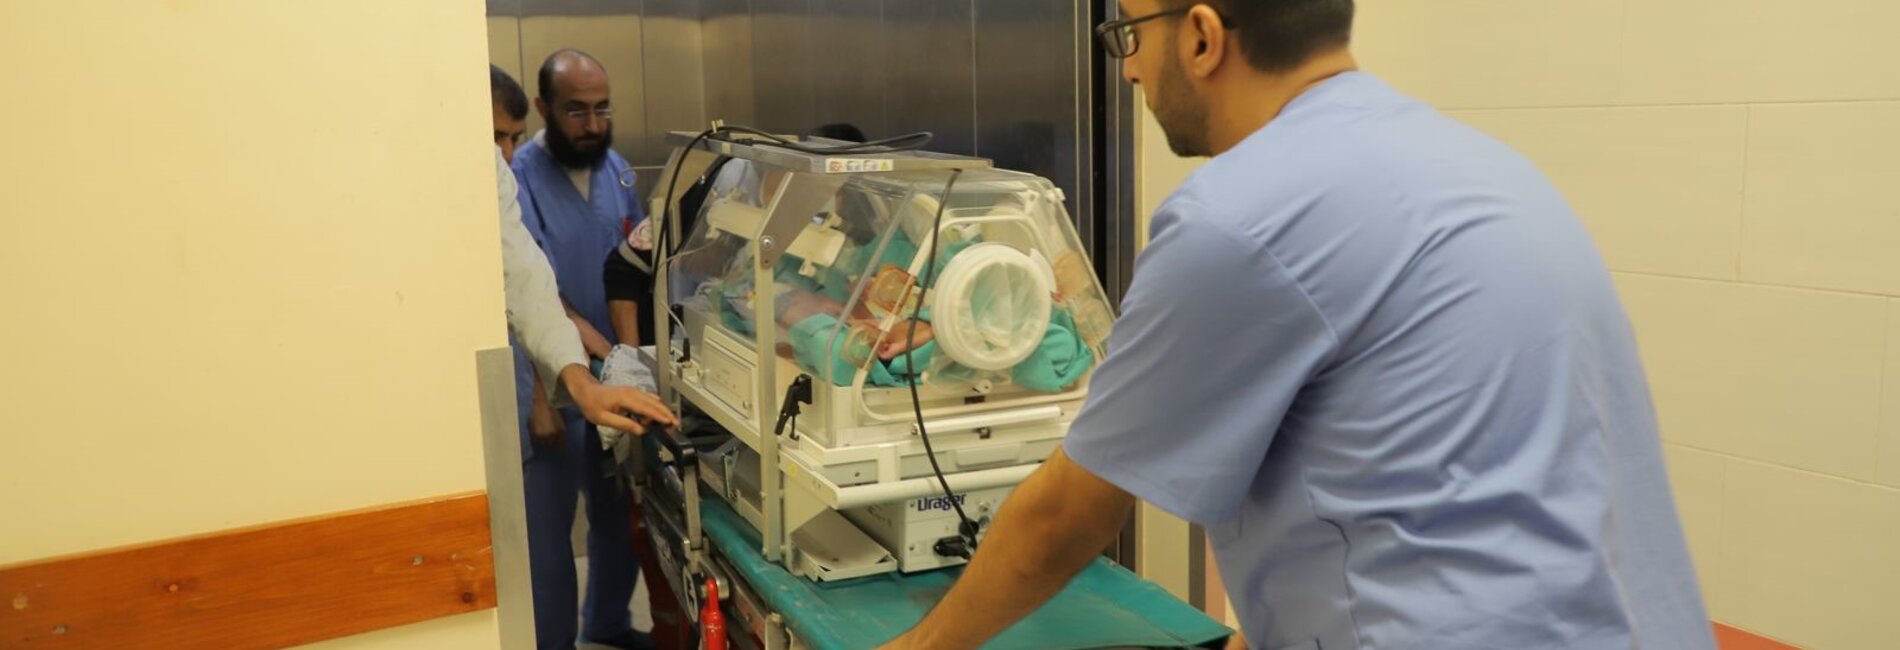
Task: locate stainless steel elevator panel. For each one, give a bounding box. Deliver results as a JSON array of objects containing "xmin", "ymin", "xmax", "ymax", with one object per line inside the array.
[
  {"xmin": 481, "ymin": 0, "xmax": 1128, "ymax": 285},
  {"xmin": 487, "ymin": 0, "xmax": 526, "ymax": 81},
  {"xmin": 809, "ymin": 0, "xmax": 888, "ymax": 138},
  {"xmin": 642, "ymin": 0, "xmax": 709, "ymax": 169},
  {"xmin": 749, "ymin": 0, "xmax": 817, "ymax": 135},
  {"xmin": 701, "ymin": 0, "xmax": 757, "ymax": 127},
  {"xmin": 974, "ymin": 0, "xmax": 1084, "ymax": 220},
  {"xmin": 882, "ymin": 0, "xmax": 977, "ymax": 157}
]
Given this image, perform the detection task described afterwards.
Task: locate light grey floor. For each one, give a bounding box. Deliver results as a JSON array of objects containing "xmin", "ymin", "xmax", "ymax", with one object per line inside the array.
[
  {"xmin": 572, "ymin": 555, "xmax": 655, "ymax": 649},
  {"xmin": 572, "ymin": 510, "xmax": 655, "ymax": 650}
]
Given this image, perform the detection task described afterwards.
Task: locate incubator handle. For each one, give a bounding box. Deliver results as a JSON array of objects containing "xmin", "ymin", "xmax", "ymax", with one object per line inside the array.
[{"xmin": 654, "ymin": 425, "xmax": 699, "ymax": 470}]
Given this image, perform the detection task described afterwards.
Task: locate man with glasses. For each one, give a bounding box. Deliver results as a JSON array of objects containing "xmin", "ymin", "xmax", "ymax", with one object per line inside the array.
[
  {"xmin": 881, "ymin": 1, "xmax": 1712, "ymax": 649},
  {"xmin": 510, "ymin": 48, "xmax": 656, "ymax": 650}
]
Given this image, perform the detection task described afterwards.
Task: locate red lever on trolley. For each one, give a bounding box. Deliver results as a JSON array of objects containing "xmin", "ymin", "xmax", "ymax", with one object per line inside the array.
[{"xmin": 700, "ymin": 577, "xmax": 728, "ymax": 650}]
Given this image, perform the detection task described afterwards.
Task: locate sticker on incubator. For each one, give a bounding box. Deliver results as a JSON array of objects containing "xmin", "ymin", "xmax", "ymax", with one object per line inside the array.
[
  {"xmin": 915, "ymin": 494, "xmax": 967, "ymax": 513},
  {"xmin": 825, "ymin": 158, "xmax": 896, "ymax": 173}
]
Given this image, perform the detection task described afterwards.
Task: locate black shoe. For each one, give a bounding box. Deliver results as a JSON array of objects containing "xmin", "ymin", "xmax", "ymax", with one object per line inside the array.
[{"xmin": 587, "ymin": 630, "xmax": 656, "ymax": 650}]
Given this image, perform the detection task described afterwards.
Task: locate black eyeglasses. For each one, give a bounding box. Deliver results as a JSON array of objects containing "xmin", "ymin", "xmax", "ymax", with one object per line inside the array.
[{"xmin": 1095, "ymin": 7, "xmax": 1191, "ymax": 59}]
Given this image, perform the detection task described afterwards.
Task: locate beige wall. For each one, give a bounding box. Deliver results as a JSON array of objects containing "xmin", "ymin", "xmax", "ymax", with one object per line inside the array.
[
  {"xmin": 1135, "ymin": 1, "xmax": 1900, "ymax": 647},
  {"xmin": 0, "ymin": 1, "xmax": 504, "ymax": 647},
  {"xmin": 1357, "ymin": 0, "xmax": 1900, "ymax": 647}
]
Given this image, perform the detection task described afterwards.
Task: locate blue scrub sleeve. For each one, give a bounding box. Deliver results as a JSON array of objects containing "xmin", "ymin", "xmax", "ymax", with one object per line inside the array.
[{"xmin": 1062, "ymin": 199, "xmax": 1339, "ymax": 525}]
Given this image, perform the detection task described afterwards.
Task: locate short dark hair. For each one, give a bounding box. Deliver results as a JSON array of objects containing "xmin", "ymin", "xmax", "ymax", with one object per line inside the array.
[
  {"xmin": 1168, "ymin": 0, "xmax": 1354, "ymax": 72},
  {"xmin": 489, "ymin": 65, "xmax": 528, "ymax": 120},
  {"xmin": 537, "ymin": 49, "xmax": 605, "ymax": 102}
]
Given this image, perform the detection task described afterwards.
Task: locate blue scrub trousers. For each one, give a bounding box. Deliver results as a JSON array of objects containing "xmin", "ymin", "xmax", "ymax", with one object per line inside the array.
[{"xmin": 523, "ymin": 409, "xmax": 641, "ymax": 649}]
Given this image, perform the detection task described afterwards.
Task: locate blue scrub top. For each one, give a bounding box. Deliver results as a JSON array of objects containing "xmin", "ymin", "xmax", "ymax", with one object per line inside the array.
[
  {"xmin": 1063, "ymin": 72, "xmax": 1713, "ymax": 650},
  {"xmin": 510, "ymin": 136, "xmax": 644, "ymax": 455},
  {"xmin": 511, "ymin": 137, "xmax": 645, "ymax": 342}
]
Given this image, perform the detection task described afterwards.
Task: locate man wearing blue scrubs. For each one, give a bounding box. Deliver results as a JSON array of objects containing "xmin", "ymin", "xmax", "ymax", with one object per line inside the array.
[
  {"xmin": 511, "ymin": 49, "xmax": 652, "ymax": 650},
  {"xmin": 883, "ymin": 1, "xmax": 1714, "ymax": 649},
  {"xmin": 492, "ymin": 63, "xmax": 676, "ymax": 441}
]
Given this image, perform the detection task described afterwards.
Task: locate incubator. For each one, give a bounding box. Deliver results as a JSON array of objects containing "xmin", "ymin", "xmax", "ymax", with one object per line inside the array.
[{"xmin": 645, "ymin": 131, "xmax": 1116, "ymax": 584}]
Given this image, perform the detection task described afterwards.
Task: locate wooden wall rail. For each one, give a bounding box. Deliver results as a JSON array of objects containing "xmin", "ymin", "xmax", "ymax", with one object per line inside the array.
[
  {"xmin": 1, "ymin": 492, "xmax": 496, "ymax": 649},
  {"xmin": 1716, "ymin": 623, "xmax": 1804, "ymax": 650}
]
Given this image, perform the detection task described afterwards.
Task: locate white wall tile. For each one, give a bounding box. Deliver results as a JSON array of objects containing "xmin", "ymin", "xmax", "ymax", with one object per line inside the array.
[
  {"xmin": 1741, "ymin": 102, "xmax": 1900, "ymax": 295},
  {"xmin": 1663, "ymin": 444, "xmax": 1728, "ymax": 618},
  {"xmin": 1620, "ymin": 0, "xmax": 1900, "ymax": 104},
  {"xmin": 1354, "ymin": 0, "xmax": 1623, "ymax": 109},
  {"xmin": 1879, "ymin": 300, "xmax": 1900, "ymax": 489},
  {"xmin": 1322, "ymin": 4, "xmax": 1900, "ymax": 646},
  {"xmin": 1615, "ymin": 274, "xmax": 1882, "ymax": 480},
  {"xmin": 1616, "ymin": 0, "xmax": 1771, "ymax": 105},
  {"xmin": 1721, "ymin": 460, "xmax": 1900, "ymax": 650},
  {"xmin": 1452, "ymin": 106, "xmax": 1747, "ymax": 280}
]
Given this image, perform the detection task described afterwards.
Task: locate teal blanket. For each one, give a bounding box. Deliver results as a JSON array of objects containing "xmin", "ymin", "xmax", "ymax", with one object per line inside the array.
[
  {"xmin": 733, "ymin": 229, "xmax": 1095, "ymax": 391},
  {"xmin": 789, "ymin": 308, "xmax": 1092, "ymax": 391},
  {"xmin": 699, "ymin": 498, "xmax": 1231, "ymax": 650}
]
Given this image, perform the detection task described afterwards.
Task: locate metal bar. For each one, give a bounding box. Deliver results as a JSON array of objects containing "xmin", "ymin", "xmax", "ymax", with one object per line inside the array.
[
  {"xmin": 663, "ymin": 131, "xmax": 992, "ymax": 173},
  {"xmin": 900, "ymin": 405, "xmax": 1063, "ymax": 434},
  {"xmin": 755, "ymin": 230, "xmax": 783, "ymax": 563},
  {"xmin": 784, "ymin": 462, "xmax": 1041, "ymax": 511},
  {"xmin": 1189, "ymin": 524, "xmax": 1207, "ymax": 610}
]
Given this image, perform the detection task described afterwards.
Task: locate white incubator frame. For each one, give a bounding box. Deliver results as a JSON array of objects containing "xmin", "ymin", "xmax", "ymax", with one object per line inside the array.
[{"xmin": 648, "ymin": 130, "xmax": 1115, "ymax": 581}]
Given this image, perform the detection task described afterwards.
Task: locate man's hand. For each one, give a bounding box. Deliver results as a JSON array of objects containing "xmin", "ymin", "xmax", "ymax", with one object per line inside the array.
[
  {"xmin": 560, "ymin": 364, "xmax": 677, "ymax": 433},
  {"xmin": 527, "ymin": 371, "xmax": 565, "ymax": 447}
]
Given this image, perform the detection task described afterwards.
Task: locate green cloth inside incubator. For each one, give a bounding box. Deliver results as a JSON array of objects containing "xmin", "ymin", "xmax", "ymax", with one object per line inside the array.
[
  {"xmin": 790, "ymin": 308, "xmax": 1093, "ymax": 391},
  {"xmin": 713, "ymin": 227, "xmax": 1095, "ymax": 391}
]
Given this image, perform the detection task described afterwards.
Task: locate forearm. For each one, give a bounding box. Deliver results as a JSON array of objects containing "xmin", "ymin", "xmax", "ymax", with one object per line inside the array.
[
  {"xmin": 557, "ymin": 363, "xmax": 596, "ymax": 397},
  {"xmin": 609, "ymin": 299, "xmax": 642, "ymax": 347},
  {"xmin": 901, "ymin": 451, "xmax": 1133, "ymax": 648}
]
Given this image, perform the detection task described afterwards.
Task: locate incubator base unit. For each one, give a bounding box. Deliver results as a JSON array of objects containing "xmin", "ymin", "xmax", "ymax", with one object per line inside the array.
[
  {"xmin": 843, "ymin": 485, "xmax": 1014, "ymax": 573},
  {"xmin": 651, "ymin": 130, "xmax": 1116, "ymax": 581}
]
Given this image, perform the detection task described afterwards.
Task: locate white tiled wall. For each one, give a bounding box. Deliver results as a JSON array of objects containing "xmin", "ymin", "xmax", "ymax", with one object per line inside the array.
[
  {"xmin": 1616, "ymin": 0, "xmax": 1900, "ymax": 105},
  {"xmin": 1450, "ymin": 107, "xmax": 1748, "ymax": 280},
  {"xmin": 1615, "ymin": 274, "xmax": 1883, "ymax": 481},
  {"xmin": 1353, "ymin": 0, "xmax": 1625, "ymax": 109},
  {"xmin": 1881, "ymin": 303, "xmax": 1900, "ymax": 491},
  {"xmin": 1719, "ymin": 460, "xmax": 1900, "ymax": 650},
  {"xmin": 1361, "ymin": 1, "xmax": 1900, "ymax": 647},
  {"xmin": 1742, "ymin": 103, "xmax": 1900, "ymax": 295},
  {"xmin": 1662, "ymin": 445, "xmax": 1728, "ymax": 617}
]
